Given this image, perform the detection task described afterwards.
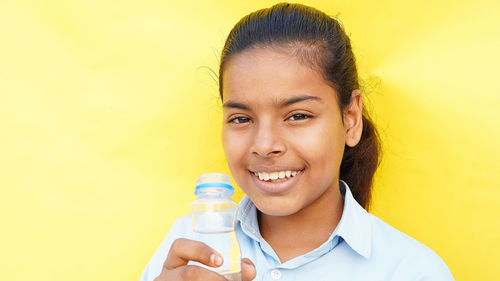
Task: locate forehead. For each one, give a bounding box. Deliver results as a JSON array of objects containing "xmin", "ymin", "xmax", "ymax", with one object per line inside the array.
[{"xmin": 222, "ymin": 47, "xmax": 337, "ymax": 105}]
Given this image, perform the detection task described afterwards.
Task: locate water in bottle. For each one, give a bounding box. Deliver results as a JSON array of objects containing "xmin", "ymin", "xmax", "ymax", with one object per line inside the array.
[{"xmin": 189, "ymin": 173, "xmax": 241, "ymax": 281}]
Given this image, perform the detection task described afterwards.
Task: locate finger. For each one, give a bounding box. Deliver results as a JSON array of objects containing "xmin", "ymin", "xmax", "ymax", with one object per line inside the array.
[
  {"xmin": 241, "ymin": 258, "xmax": 257, "ymax": 281},
  {"xmin": 164, "ymin": 265, "xmax": 228, "ymax": 281},
  {"xmin": 164, "ymin": 238, "xmax": 223, "ymax": 270}
]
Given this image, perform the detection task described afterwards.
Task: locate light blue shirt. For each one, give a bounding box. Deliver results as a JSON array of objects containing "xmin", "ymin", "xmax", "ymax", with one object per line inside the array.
[{"xmin": 140, "ymin": 180, "xmax": 454, "ymax": 280}]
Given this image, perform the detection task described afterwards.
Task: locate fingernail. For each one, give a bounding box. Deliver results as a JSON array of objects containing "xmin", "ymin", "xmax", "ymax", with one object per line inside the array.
[{"xmin": 211, "ymin": 254, "xmax": 223, "ymax": 266}]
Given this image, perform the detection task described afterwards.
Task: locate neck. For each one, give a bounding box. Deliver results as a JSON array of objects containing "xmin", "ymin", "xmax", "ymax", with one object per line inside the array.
[{"xmin": 257, "ymin": 181, "xmax": 344, "ymax": 263}]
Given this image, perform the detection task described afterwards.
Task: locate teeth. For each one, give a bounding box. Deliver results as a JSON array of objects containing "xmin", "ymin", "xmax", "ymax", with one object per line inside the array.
[{"xmin": 255, "ymin": 170, "xmax": 300, "ymax": 181}]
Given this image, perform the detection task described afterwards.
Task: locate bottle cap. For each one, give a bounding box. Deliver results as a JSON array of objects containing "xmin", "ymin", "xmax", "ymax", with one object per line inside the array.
[{"xmin": 195, "ymin": 173, "xmax": 234, "ymax": 195}]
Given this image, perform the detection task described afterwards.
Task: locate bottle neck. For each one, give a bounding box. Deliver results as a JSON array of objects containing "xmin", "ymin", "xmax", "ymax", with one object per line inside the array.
[{"xmin": 196, "ymin": 187, "xmax": 233, "ymax": 199}]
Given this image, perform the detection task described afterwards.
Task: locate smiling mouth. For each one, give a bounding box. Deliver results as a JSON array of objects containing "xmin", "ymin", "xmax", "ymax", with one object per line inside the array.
[{"xmin": 248, "ymin": 168, "xmax": 305, "ymax": 183}]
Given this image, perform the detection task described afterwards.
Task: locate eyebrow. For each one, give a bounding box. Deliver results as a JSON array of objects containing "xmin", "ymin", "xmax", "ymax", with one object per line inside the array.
[
  {"xmin": 281, "ymin": 95, "xmax": 321, "ymax": 107},
  {"xmin": 223, "ymin": 101, "xmax": 250, "ymax": 110},
  {"xmin": 223, "ymin": 94, "xmax": 322, "ymax": 110}
]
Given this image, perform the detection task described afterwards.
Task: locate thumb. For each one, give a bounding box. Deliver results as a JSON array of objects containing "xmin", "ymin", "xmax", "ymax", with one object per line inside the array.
[{"xmin": 241, "ymin": 258, "xmax": 256, "ymax": 281}]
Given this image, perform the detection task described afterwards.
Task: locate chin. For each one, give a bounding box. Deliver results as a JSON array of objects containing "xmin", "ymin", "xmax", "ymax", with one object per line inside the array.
[
  {"xmin": 258, "ymin": 208, "xmax": 297, "ymax": 217},
  {"xmin": 250, "ymin": 195, "xmax": 302, "ymax": 217}
]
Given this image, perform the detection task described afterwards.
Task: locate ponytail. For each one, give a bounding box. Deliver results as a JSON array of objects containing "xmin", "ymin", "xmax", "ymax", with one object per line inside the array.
[{"xmin": 340, "ymin": 113, "xmax": 381, "ymax": 210}]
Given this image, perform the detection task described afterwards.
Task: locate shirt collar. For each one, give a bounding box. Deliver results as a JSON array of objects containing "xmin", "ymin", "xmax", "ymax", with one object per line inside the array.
[
  {"xmin": 237, "ymin": 193, "xmax": 261, "ymax": 241},
  {"xmin": 335, "ymin": 180, "xmax": 372, "ymax": 258},
  {"xmin": 237, "ymin": 180, "xmax": 372, "ymax": 259}
]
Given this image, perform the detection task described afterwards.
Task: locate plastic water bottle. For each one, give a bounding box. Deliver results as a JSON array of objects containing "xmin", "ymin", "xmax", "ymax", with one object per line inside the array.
[{"xmin": 189, "ymin": 173, "xmax": 241, "ymax": 281}]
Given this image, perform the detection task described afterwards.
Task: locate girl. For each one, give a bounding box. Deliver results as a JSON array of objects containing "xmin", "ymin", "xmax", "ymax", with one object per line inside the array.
[{"xmin": 140, "ymin": 3, "xmax": 454, "ymax": 280}]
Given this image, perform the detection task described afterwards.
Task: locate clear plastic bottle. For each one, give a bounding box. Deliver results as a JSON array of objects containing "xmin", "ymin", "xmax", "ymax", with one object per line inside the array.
[{"xmin": 189, "ymin": 173, "xmax": 241, "ymax": 281}]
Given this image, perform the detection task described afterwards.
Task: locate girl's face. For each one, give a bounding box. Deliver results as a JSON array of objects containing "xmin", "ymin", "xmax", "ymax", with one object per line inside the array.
[{"xmin": 221, "ymin": 47, "xmax": 361, "ymax": 216}]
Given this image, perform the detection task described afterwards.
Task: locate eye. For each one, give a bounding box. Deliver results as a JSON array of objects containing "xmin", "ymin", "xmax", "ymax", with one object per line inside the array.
[
  {"xmin": 287, "ymin": 113, "xmax": 313, "ymax": 121},
  {"xmin": 228, "ymin": 116, "xmax": 251, "ymax": 124}
]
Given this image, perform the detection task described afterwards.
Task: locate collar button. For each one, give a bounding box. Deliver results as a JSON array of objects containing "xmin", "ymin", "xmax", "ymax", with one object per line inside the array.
[{"xmin": 270, "ymin": 269, "xmax": 282, "ymax": 280}]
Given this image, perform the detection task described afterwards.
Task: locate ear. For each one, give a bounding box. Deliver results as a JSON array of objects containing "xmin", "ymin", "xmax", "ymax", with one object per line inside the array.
[{"xmin": 343, "ymin": 89, "xmax": 363, "ymax": 147}]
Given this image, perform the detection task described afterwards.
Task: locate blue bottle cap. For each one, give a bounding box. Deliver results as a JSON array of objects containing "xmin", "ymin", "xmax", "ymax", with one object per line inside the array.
[{"xmin": 195, "ymin": 173, "xmax": 234, "ymax": 195}]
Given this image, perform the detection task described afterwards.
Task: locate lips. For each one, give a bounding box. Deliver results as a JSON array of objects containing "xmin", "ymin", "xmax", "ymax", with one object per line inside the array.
[{"xmin": 248, "ymin": 168, "xmax": 304, "ymax": 194}]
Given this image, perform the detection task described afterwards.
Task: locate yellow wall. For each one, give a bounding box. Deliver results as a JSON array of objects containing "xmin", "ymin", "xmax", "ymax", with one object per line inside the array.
[{"xmin": 1, "ymin": 0, "xmax": 498, "ymax": 280}]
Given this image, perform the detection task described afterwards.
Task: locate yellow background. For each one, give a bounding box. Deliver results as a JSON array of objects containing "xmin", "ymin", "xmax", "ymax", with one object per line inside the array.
[{"xmin": 1, "ymin": 0, "xmax": 499, "ymax": 280}]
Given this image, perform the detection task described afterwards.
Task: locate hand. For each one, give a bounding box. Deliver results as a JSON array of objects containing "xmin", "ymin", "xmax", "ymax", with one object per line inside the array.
[{"xmin": 154, "ymin": 238, "xmax": 256, "ymax": 281}]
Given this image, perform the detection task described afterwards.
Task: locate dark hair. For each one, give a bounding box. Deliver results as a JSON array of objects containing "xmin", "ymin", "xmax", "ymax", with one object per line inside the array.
[{"xmin": 218, "ymin": 2, "xmax": 381, "ymax": 210}]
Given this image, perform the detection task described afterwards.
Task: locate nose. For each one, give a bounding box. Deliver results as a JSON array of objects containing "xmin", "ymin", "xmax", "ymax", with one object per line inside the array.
[{"xmin": 250, "ymin": 121, "xmax": 286, "ymax": 158}]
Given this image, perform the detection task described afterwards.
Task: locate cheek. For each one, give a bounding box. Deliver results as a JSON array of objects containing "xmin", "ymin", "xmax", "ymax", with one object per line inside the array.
[
  {"xmin": 291, "ymin": 121, "xmax": 344, "ymax": 171},
  {"xmin": 222, "ymin": 129, "xmax": 245, "ymax": 167}
]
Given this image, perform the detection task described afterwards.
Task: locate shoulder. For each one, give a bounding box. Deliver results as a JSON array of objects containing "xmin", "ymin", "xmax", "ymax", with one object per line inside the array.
[
  {"xmin": 154, "ymin": 214, "xmax": 194, "ymax": 243},
  {"xmin": 368, "ymin": 213, "xmax": 432, "ymax": 255},
  {"xmin": 156, "ymin": 214, "xmax": 195, "ymax": 251},
  {"xmin": 170, "ymin": 214, "xmax": 193, "ymax": 233},
  {"xmin": 367, "ymin": 213, "xmax": 455, "ymax": 280},
  {"xmin": 139, "ymin": 214, "xmax": 193, "ymax": 281}
]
